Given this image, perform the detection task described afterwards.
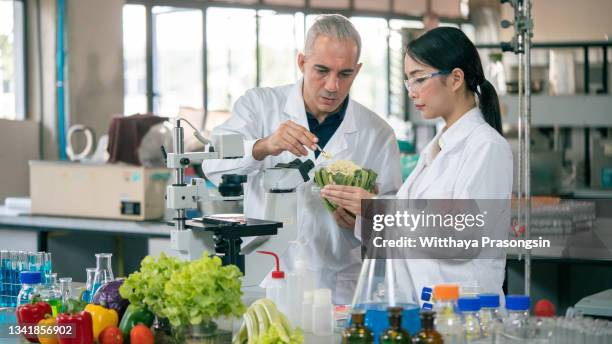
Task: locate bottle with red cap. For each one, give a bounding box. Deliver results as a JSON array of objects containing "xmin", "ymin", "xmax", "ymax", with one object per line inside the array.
[{"xmin": 257, "ymin": 251, "xmax": 287, "ymax": 313}]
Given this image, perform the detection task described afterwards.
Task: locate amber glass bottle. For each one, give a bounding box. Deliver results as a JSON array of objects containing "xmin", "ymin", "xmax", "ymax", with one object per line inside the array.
[
  {"xmin": 342, "ymin": 311, "xmax": 374, "ymax": 344},
  {"xmin": 412, "ymin": 310, "xmax": 444, "ymax": 344},
  {"xmin": 380, "ymin": 307, "xmax": 411, "ymax": 344}
]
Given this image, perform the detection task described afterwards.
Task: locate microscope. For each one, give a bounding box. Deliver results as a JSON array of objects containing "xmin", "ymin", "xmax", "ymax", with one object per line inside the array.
[{"xmin": 163, "ymin": 118, "xmax": 314, "ymax": 286}]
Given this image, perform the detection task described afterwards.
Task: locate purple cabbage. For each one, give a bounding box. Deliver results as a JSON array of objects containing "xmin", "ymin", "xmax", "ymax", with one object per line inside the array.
[{"xmin": 92, "ymin": 279, "xmax": 130, "ymax": 317}]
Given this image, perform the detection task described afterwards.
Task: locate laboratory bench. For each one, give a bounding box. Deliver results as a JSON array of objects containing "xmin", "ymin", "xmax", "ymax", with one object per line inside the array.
[
  {"xmin": 0, "ymin": 207, "xmax": 172, "ymax": 281},
  {"xmin": 2, "ymin": 208, "xmax": 612, "ymax": 317}
]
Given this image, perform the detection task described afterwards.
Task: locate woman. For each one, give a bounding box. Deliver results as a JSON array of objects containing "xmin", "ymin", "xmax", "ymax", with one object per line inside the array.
[{"xmin": 320, "ymin": 27, "xmax": 513, "ymax": 299}]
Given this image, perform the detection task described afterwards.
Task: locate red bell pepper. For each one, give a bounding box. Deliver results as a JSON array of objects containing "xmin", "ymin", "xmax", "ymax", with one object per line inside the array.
[
  {"xmin": 16, "ymin": 300, "xmax": 53, "ymax": 343},
  {"xmin": 56, "ymin": 311, "xmax": 94, "ymax": 344}
]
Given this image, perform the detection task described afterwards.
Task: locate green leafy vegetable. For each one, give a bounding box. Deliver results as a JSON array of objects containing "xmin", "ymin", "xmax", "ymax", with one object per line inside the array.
[
  {"xmin": 315, "ymin": 160, "xmax": 378, "ymax": 213},
  {"xmin": 162, "ymin": 254, "xmax": 245, "ymax": 328},
  {"xmin": 119, "ymin": 253, "xmax": 187, "ymax": 317}
]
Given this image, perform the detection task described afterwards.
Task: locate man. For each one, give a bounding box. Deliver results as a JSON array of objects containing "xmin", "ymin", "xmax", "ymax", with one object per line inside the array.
[{"xmin": 204, "ymin": 14, "xmax": 401, "ymax": 303}]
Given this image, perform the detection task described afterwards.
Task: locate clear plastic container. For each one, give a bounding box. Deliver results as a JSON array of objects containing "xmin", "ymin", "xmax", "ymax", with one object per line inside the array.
[
  {"xmin": 17, "ymin": 271, "xmax": 42, "ymax": 306},
  {"xmin": 312, "ymin": 288, "xmax": 334, "ymax": 336},
  {"xmin": 458, "ymin": 296, "xmax": 483, "ymax": 342},
  {"xmin": 302, "ymin": 290, "xmax": 314, "ymax": 333},
  {"xmin": 433, "ymin": 284, "xmax": 464, "ymax": 344},
  {"xmin": 92, "ymin": 253, "xmax": 114, "ymax": 297}
]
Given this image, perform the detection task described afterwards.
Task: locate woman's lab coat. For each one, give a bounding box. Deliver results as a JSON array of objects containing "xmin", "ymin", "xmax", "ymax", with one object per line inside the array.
[
  {"xmin": 397, "ymin": 107, "xmax": 513, "ymax": 301},
  {"xmin": 204, "ymin": 79, "xmax": 402, "ymax": 304}
]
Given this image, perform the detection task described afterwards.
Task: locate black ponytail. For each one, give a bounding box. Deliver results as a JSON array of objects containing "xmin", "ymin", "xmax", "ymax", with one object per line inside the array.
[
  {"xmin": 476, "ymin": 80, "xmax": 502, "ymax": 134},
  {"xmin": 407, "ymin": 27, "xmax": 503, "ymax": 135}
]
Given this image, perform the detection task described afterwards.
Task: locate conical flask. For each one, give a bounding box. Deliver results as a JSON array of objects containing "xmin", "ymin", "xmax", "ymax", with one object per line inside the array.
[{"xmin": 350, "ymin": 258, "xmax": 421, "ymax": 343}]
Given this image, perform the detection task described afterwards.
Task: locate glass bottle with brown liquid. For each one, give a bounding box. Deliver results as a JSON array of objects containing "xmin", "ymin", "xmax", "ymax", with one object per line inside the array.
[
  {"xmin": 342, "ymin": 310, "xmax": 374, "ymax": 344},
  {"xmin": 412, "ymin": 310, "xmax": 444, "ymax": 344},
  {"xmin": 380, "ymin": 307, "xmax": 411, "ymax": 344}
]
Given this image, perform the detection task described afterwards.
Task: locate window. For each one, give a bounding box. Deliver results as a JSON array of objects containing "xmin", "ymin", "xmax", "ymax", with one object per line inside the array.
[
  {"xmin": 122, "ymin": 4, "xmax": 147, "ymax": 115},
  {"xmin": 351, "ymin": 17, "xmax": 389, "ymax": 117},
  {"xmin": 207, "ymin": 7, "xmax": 256, "ymax": 112},
  {"xmin": 258, "ymin": 11, "xmax": 304, "ymax": 87},
  {"xmin": 153, "ymin": 7, "xmax": 203, "ymax": 116},
  {"xmin": 0, "ymin": 0, "xmax": 25, "ymax": 120}
]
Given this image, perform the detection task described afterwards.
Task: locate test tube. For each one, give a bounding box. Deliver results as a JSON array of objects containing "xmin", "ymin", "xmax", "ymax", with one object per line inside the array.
[
  {"xmin": 44, "ymin": 252, "xmax": 53, "ymax": 283},
  {"xmin": 0, "ymin": 250, "xmax": 8, "ymax": 307}
]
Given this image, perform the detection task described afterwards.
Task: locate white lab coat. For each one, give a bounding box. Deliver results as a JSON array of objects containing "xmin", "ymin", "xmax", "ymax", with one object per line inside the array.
[
  {"xmin": 396, "ymin": 107, "xmax": 513, "ymax": 302},
  {"xmin": 204, "ymin": 79, "xmax": 402, "ymax": 303}
]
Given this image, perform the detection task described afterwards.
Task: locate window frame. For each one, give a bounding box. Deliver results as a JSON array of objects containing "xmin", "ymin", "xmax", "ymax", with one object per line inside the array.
[
  {"xmin": 0, "ymin": 0, "xmax": 28, "ymax": 121},
  {"xmin": 124, "ymin": 0, "xmax": 467, "ymax": 124}
]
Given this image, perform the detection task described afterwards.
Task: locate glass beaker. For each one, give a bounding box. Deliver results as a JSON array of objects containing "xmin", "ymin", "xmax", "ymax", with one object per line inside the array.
[
  {"xmin": 92, "ymin": 253, "xmax": 114, "ymax": 297},
  {"xmin": 350, "ymin": 258, "xmax": 420, "ymax": 344},
  {"xmin": 82, "ymin": 267, "xmax": 97, "ymax": 302},
  {"xmin": 59, "ymin": 277, "xmax": 73, "ymax": 313}
]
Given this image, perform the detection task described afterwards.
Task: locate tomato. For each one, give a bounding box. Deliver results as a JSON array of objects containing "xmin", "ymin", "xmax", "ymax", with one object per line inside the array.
[
  {"xmin": 99, "ymin": 326, "xmax": 123, "ymax": 344},
  {"xmin": 129, "ymin": 324, "xmax": 154, "ymax": 344}
]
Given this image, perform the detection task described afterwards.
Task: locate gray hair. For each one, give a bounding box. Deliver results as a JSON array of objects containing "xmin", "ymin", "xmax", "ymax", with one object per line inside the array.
[{"xmin": 304, "ymin": 14, "xmax": 361, "ymax": 62}]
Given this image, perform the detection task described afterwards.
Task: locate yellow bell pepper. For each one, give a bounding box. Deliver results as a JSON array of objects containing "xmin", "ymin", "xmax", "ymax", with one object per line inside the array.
[
  {"xmin": 38, "ymin": 316, "xmax": 59, "ymax": 344},
  {"xmin": 84, "ymin": 304, "xmax": 119, "ymax": 341}
]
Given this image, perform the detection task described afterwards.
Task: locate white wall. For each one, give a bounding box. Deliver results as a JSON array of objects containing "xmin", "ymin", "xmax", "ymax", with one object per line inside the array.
[
  {"xmin": 501, "ymin": 0, "xmax": 612, "ymax": 42},
  {"xmin": 67, "ymin": 0, "xmax": 124, "ymax": 139}
]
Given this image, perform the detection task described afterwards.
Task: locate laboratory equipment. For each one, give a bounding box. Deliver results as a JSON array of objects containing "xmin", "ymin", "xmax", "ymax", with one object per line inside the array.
[
  {"xmin": 497, "ymin": 295, "xmax": 530, "ymax": 343},
  {"xmin": 302, "ymin": 290, "xmax": 314, "ymax": 333},
  {"xmin": 457, "ymin": 296, "xmax": 483, "ymax": 342},
  {"xmin": 92, "ymin": 253, "xmax": 114, "ymax": 297},
  {"xmin": 411, "ymin": 311, "xmax": 443, "ymax": 344},
  {"xmin": 165, "ymin": 118, "xmax": 313, "ymax": 287},
  {"xmin": 17, "ymin": 271, "xmax": 43, "ymax": 306},
  {"xmin": 479, "ymin": 293, "xmax": 502, "ymax": 338},
  {"xmin": 39, "ymin": 273, "xmax": 62, "ymax": 316},
  {"xmin": 81, "ymin": 267, "xmax": 96, "ymax": 303},
  {"xmin": 312, "ymin": 288, "xmax": 334, "ymax": 336},
  {"xmin": 350, "ymin": 259, "xmax": 420, "ymax": 343},
  {"xmin": 574, "ymin": 289, "xmax": 612, "ymax": 317},
  {"xmin": 433, "ymin": 284, "xmax": 464, "ymax": 344},
  {"xmin": 379, "ymin": 307, "xmax": 411, "ymax": 343},
  {"xmin": 342, "ymin": 310, "xmax": 374, "ymax": 344},
  {"xmin": 29, "ymin": 161, "xmax": 170, "ymax": 220},
  {"xmin": 285, "ymin": 241, "xmax": 314, "ymax": 328},
  {"xmin": 257, "ymin": 251, "xmax": 287, "ymax": 314},
  {"xmin": 59, "ymin": 277, "xmax": 72, "ymax": 312}
]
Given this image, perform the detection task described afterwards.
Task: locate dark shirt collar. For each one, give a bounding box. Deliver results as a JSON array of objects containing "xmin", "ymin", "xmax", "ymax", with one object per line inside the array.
[{"xmin": 305, "ymin": 96, "xmax": 349, "ymax": 126}]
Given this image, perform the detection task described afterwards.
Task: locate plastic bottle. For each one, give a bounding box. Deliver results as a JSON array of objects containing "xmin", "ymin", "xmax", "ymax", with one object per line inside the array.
[
  {"xmin": 39, "ymin": 273, "xmax": 62, "ymax": 316},
  {"xmin": 257, "ymin": 251, "xmax": 287, "ymax": 313},
  {"xmin": 433, "ymin": 284, "xmax": 464, "ymax": 344},
  {"xmin": 17, "ymin": 271, "xmax": 43, "ymax": 306},
  {"xmin": 342, "ymin": 310, "xmax": 374, "ymax": 344},
  {"xmin": 312, "ymin": 288, "xmax": 334, "ymax": 336},
  {"xmin": 302, "ymin": 290, "xmax": 314, "ymax": 333},
  {"xmin": 498, "ymin": 295, "xmax": 530, "ymax": 343},
  {"xmin": 458, "ymin": 296, "xmax": 483, "ymax": 342},
  {"xmin": 412, "ymin": 310, "xmax": 443, "ymax": 344},
  {"xmin": 478, "ymin": 293, "xmax": 502, "ymax": 339},
  {"xmin": 380, "ymin": 306, "xmax": 411, "ymax": 343},
  {"xmin": 286, "ymin": 241, "xmax": 314, "ymax": 327}
]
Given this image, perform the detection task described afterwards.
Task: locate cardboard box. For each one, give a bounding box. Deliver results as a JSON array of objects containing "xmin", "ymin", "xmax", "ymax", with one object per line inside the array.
[{"xmin": 30, "ymin": 161, "xmax": 170, "ymax": 220}]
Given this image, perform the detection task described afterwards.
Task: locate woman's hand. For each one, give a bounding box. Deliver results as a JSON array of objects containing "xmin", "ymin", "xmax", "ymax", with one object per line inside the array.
[{"xmin": 320, "ymin": 185, "xmax": 376, "ymax": 216}]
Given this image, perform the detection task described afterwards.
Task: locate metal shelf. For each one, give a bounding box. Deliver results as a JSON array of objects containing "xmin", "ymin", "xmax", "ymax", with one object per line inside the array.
[{"xmin": 408, "ymin": 95, "xmax": 612, "ymax": 127}]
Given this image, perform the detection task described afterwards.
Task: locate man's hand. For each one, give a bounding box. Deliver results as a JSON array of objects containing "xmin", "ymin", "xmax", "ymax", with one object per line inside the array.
[
  {"xmin": 334, "ymin": 207, "xmax": 356, "ymax": 230},
  {"xmin": 320, "ymin": 185, "xmax": 376, "ymax": 216},
  {"xmin": 253, "ymin": 120, "xmax": 319, "ymax": 161}
]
